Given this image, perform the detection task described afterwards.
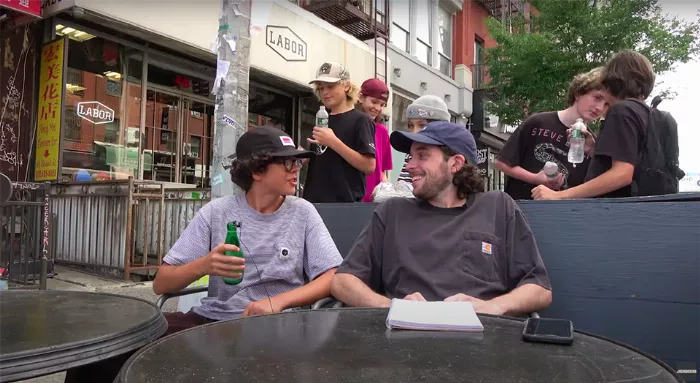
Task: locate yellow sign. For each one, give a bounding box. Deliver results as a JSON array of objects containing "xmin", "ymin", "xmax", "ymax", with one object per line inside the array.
[{"xmin": 34, "ymin": 38, "xmax": 66, "ymax": 181}]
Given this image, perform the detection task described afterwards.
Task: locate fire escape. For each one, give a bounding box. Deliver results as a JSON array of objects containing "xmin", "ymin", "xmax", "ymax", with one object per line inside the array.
[
  {"xmin": 301, "ymin": 0, "xmax": 390, "ymax": 82},
  {"xmin": 477, "ymin": 0, "xmax": 525, "ymax": 31},
  {"xmin": 471, "ymin": 0, "xmax": 526, "ymax": 147}
]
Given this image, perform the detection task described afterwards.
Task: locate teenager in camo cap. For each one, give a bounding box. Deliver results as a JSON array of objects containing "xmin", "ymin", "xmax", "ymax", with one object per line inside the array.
[{"xmin": 396, "ymin": 95, "xmax": 451, "ymax": 183}]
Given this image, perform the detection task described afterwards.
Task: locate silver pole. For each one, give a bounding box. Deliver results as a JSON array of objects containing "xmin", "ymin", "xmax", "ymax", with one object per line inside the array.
[{"xmin": 211, "ymin": 0, "xmax": 251, "ymax": 199}]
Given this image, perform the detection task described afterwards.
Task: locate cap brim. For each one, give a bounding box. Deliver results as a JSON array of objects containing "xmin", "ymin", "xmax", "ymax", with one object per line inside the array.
[
  {"xmin": 390, "ymin": 131, "xmax": 443, "ymax": 154},
  {"xmin": 271, "ymin": 148, "xmax": 315, "ymax": 158},
  {"xmin": 227, "ymin": 148, "xmax": 315, "ymax": 159},
  {"xmin": 309, "ymin": 76, "xmax": 341, "ymax": 84}
]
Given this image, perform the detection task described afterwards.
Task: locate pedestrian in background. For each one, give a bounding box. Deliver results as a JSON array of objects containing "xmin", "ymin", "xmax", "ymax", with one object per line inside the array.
[{"xmin": 356, "ymin": 78, "xmax": 393, "ymax": 202}]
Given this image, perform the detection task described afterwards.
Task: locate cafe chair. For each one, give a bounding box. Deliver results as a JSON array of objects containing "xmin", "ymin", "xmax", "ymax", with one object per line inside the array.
[
  {"xmin": 311, "ymin": 296, "xmax": 345, "ymax": 309},
  {"xmin": 156, "ymin": 286, "xmax": 209, "ymax": 309}
]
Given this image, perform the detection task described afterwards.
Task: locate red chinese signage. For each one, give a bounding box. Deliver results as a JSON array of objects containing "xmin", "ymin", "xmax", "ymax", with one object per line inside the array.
[{"xmin": 0, "ymin": 0, "xmax": 42, "ymax": 18}]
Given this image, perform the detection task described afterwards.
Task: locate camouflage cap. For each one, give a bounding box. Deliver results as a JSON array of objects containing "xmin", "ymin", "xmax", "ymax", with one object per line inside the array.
[{"xmin": 309, "ymin": 62, "xmax": 350, "ymax": 84}]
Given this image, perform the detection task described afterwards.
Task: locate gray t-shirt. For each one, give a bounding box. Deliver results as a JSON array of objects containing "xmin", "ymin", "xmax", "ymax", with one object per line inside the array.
[
  {"xmin": 337, "ymin": 191, "xmax": 551, "ymax": 301},
  {"xmin": 163, "ymin": 194, "xmax": 342, "ymax": 321}
]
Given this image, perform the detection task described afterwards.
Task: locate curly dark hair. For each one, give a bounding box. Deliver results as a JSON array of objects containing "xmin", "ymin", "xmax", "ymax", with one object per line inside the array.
[
  {"xmin": 441, "ymin": 147, "xmax": 485, "ymax": 199},
  {"xmin": 229, "ymin": 152, "xmax": 273, "ymax": 192}
]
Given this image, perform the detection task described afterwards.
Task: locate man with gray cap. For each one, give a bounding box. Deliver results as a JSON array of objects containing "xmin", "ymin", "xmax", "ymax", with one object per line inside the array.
[
  {"xmin": 331, "ymin": 122, "xmax": 552, "ymax": 316},
  {"xmin": 397, "ymin": 95, "xmax": 452, "ymax": 183}
]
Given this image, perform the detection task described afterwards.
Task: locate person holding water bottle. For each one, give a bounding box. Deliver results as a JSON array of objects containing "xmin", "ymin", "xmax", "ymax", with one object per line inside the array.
[
  {"xmin": 495, "ymin": 68, "xmax": 609, "ymax": 200},
  {"xmin": 303, "ymin": 62, "xmax": 377, "ymax": 203},
  {"xmin": 64, "ymin": 126, "xmax": 344, "ymax": 383},
  {"xmin": 533, "ymin": 50, "xmax": 656, "ymax": 199}
]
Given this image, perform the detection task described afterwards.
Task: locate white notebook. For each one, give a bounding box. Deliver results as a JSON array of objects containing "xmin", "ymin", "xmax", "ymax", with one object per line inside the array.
[{"xmin": 385, "ymin": 299, "xmax": 484, "ymax": 332}]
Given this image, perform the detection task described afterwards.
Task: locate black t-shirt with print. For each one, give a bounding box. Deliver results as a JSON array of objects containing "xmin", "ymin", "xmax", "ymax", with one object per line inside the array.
[
  {"xmin": 497, "ymin": 112, "xmax": 590, "ymax": 200},
  {"xmin": 336, "ymin": 191, "xmax": 551, "ymax": 301},
  {"xmin": 303, "ymin": 109, "xmax": 376, "ymax": 203},
  {"xmin": 584, "ymin": 99, "xmax": 648, "ymax": 198}
]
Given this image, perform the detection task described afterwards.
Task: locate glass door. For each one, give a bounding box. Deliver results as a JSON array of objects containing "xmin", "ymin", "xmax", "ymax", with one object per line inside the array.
[
  {"xmin": 143, "ymin": 90, "xmax": 180, "ymax": 183},
  {"xmin": 182, "ymin": 99, "xmax": 214, "ymax": 187},
  {"xmin": 248, "ymin": 83, "xmax": 294, "ymax": 135}
]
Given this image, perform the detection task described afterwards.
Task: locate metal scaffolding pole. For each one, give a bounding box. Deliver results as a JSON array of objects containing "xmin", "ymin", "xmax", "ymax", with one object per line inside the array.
[{"xmin": 211, "ymin": 0, "xmax": 251, "ymax": 199}]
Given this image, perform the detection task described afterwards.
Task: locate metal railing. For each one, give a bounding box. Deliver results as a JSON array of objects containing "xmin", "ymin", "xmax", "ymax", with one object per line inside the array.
[
  {"xmin": 50, "ymin": 178, "xmax": 210, "ymax": 280},
  {"xmin": 1, "ymin": 182, "xmax": 52, "ymax": 289},
  {"xmin": 130, "ymin": 183, "xmax": 209, "ymax": 279}
]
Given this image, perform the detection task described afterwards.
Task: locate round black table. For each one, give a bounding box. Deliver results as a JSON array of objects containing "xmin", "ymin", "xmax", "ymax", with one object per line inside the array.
[
  {"xmin": 0, "ymin": 290, "xmax": 167, "ymax": 382},
  {"xmin": 117, "ymin": 308, "xmax": 680, "ymax": 383}
]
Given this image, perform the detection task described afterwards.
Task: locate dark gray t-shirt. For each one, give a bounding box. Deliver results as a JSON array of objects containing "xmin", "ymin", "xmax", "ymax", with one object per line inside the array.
[
  {"xmin": 163, "ymin": 194, "xmax": 342, "ymax": 321},
  {"xmin": 337, "ymin": 191, "xmax": 551, "ymax": 301}
]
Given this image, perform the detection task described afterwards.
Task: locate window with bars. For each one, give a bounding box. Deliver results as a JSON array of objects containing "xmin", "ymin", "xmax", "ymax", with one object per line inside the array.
[{"xmin": 63, "ymin": 107, "xmax": 82, "ymax": 141}]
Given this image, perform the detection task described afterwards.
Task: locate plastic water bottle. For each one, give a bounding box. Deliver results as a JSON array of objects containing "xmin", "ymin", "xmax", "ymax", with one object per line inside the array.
[
  {"xmin": 543, "ymin": 161, "xmax": 559, "ymax": 179},
  {"xmin": 568, "ymin": 118, "xmax": 586, "ymax": 167},
  {"xmin": 316, "ymin": 105, "xmax": 329, "ymax": 128},
  {"xmin": 315, "ymin": 106, "xmax": 329, "ymax": 154}
]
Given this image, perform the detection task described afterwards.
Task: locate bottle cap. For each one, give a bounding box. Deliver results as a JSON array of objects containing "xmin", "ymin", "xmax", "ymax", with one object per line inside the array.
[{"xmin": 543, "ymin": 161, "xmax": 558, "ymax": 177}]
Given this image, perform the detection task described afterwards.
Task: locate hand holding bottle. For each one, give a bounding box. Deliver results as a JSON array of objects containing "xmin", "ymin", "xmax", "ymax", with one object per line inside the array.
[
  {"xmin": 536, "ymin": 161, "xmax": 564, "ymax": 190},
  {"xmin": 198, "ymin": 243, "xmax": 245, "ymax": 279},
  {"xmin": 535, "ymin": 171, "xmax": 565, "ymax": 190},
  {"xmin": 567, "ymin": 124, "xmax": 596, "ymax": 158},
  {"xmin": 308, "ymin": 126, "xmax": 339, "ymax": 148}
]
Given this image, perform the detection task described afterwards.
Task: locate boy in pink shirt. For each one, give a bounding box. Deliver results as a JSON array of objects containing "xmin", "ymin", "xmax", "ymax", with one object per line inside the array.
[{"xmin": 357, "ymin": 78, "xmax": 393, "ymax": 202}]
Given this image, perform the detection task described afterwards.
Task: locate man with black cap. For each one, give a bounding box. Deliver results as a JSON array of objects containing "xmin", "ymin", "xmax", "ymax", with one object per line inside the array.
[
  {"xmin": 65, "ymin": 126, "xmax": 343, "ymax": 383},
  {"xmin": 330, "ymin": 122, "xmax": 552, "ymax": 316}
]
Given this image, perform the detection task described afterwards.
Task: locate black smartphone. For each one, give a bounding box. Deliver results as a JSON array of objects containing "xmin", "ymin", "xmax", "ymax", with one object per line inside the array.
[{"xmin": 522, "ymin": 317, "xmax": 574, "ymax": 345}]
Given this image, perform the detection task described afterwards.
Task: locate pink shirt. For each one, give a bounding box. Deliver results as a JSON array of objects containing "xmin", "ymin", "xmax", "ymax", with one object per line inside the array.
[{"xmin": 363, "ymin": 123, "xmax": 393, "ymax": 202}]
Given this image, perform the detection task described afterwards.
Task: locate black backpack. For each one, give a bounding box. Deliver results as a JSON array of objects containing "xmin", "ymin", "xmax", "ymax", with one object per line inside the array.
[
  {"xmin": 630, "ymin": 99, "xmax": 682, "ymax": 196},
  {"xmin": 651, "ymin": 98, "xmax": 685, "ymax": 182}
]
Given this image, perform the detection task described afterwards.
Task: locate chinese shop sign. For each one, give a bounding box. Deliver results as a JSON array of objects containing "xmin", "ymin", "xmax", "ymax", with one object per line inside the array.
[
  {"xmin": 34, "ymin": 38, "xmax": 66, "ymax": 181},
  {"xmin": 0, "ymin": 0, "xmax": 42, "ymax": 18}
]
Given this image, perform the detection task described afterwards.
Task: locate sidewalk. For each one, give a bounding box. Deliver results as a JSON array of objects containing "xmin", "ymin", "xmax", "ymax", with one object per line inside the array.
[
  {"xmin": 46, "ymin": 266, "xmax": 179, "ymax": 311},
  {"xmin": 16, "ymin": 266, "xmax": 180, "ymax": 383}
]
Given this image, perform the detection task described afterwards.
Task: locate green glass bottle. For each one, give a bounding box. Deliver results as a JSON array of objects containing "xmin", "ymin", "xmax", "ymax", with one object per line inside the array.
[{"xmin": 223, "ymin": 221, "xmax": 244, "ymax": 285}]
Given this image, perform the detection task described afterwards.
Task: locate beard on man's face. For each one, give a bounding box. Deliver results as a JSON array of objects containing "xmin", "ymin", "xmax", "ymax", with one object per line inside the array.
[{"xmin": 412, "ymin": 161, "xmax": 453, "ymax": 201}]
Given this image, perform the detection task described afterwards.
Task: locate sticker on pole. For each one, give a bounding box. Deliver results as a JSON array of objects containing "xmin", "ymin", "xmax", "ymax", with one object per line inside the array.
[
  {"xmin": 222, "ymin": 115, "xmax": 235, "ymax": 128},
  {"xmin": 211, "ymin": 174, "xmax": 224, "ymax": 186}
]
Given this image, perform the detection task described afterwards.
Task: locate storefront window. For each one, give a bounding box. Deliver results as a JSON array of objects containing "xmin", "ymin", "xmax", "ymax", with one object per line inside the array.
[
  {"xmin": 60, "ymin": 30, "xmax": 142, "ymax": 182},
  {"xmin": 488, "ymin": 149, "xmax": 505, "ymax": 191},
  {"xmin": 391, "ymin": 93, "xmax": 413, "ymax": 132},
  {"xmin": 183, "ymin": 102, "xmax": 214, "ymax": 187},
  {"xmin": 248, "ymin": 84, "xmax": 293, "ymax": 135},
  {"xmin": 139, "ymin": 90, "xmax": 214, "ymax": 187}
]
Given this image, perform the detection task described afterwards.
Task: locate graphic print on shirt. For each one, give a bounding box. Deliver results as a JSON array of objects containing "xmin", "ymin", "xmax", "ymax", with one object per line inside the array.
[{"xmin": 534, "ymin": 142, "xmax": 570, "ymax": 188}]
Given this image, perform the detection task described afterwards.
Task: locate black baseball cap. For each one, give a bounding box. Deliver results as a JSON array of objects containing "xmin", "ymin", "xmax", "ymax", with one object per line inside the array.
[
  {"xmin": 390, "ymin": 121, "xmax": 477, "ymax": 164},
  {"xmin": 229, "ymin": 126, "xmax": 314, "ymax": 159}
]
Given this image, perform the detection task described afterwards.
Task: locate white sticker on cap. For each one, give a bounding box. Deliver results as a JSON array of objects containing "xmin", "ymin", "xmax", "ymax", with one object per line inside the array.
[{"xmin": 280, "ymin": 136, "xmax": 295, "ymax": 147}]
